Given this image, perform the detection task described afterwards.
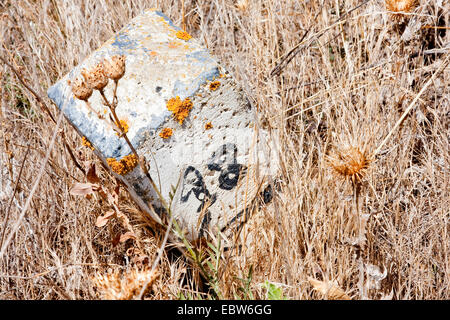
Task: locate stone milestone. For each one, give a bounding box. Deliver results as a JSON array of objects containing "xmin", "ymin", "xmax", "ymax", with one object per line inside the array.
[{"xmin": 48, "ymin": 9, "xmax": 278, "ymax": 241}]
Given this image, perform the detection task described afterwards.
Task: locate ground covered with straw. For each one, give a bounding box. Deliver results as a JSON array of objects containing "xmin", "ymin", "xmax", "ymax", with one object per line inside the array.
[{"xmin": 0, "ymin": 0, "xmax": 448, "ymax": 300}]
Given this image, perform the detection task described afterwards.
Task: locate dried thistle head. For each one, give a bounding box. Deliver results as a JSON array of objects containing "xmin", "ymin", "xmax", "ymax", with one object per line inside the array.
[
  {"xmin": 385, "ymin": 0, "xmax": 417, "ymax": 17},
  {"xmin": 92, "ymin": 268, "xmax": 159, "ymax": 300},
  {"xmin": 81, "ymin": 62, "xmax": 109, "ymax": 91},
  {"xmin": 327, "ymin": 145, "xmax": 371, "ymax": 184},
  {"xmin": 236, "ymin": 0, "xmax": 249, "ymax": 11},
  {"xmin": 103, "ymin": 55, "xmax": 126, "ymax": 81},
  {"xmin": 308, "ymin": 278, "xmax": 351, "ymax": 300},
  {"xmin": 71, "ymin": 76, "xmax": 93, "ymax": 101}
]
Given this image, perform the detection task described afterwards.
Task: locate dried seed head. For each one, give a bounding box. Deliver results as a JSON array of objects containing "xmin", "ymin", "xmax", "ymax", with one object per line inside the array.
[
  {"xmin": 71, "ymin": 76, "xmax": 93, "ymax": 101},
  {"xmin": 328, "ymin": 146, "xmax": 370, "ymax": 184},
  {"xmin": 236, "ymin": 0, "xmax": 249, "ymax": 11},
  {"xmin": 92, "ymin": 268, "xmax": 159, "ymax": 300},
  {"xmin": 82, "ymin": 63, "xmax": 109, "ymax": 91},
  {"xmin": 385, "ymin": 0, "xmax": 417, "ymax": 16},
  {"xmin": 308, "ymin": 278, "xmax": 351, "ymax": 300},
  {"xmin": 103, "ymin": 55, "xmax": 126, "ymax": 81}
]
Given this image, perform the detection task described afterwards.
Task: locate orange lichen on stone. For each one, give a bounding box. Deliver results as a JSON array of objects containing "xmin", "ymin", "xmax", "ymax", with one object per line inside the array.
[
  {"xmin": 176, "ymin": 30, "xmax": 192, "ymax": 41},
  {"xmin": 209, "ymin": 81, "xmax": 221, "ymax": 91},
  {"xmin": 82, "ymin": 136, "xmax": 94, "ymax": 150},
  {"xmin": 115, "ymin": 119, "xmax": 129, "ymax": 135},
  {"xmin": 205, "ymin": 122, "xmax": 213, "ymax": 130},
  {"xmin": 168, "ymin": 41, "xmax": 181, "ymax": 48},
  {"xmin": 166, "ymin": 96, "xmax": 194, "ymax": 125},
  {"xmin": 159, "ymin": 127, "xmax": 173, "ymax": 139},
  {"xmin": 107, "ymin": 154, "xmax": 138, "ymax": 175}
]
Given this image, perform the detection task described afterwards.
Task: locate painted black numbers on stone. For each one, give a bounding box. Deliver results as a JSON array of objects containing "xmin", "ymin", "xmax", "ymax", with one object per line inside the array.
[
  {"xmin": 180, "ymin": 166, "xmax": 214, "ymax": 204},
  {"xmin": 180, "ymin": 166, "xmax": 216, "ymax": 238},
  {"xmin": 208, "ymin": 143, "xmax": 247, "ymax": 190},
  {"xmin": 180, "ymin": 143, "xmax": 246, "ymax": 204},
  {"xmin": 180, "ymin": 143, "xmax": 247, "ymax": 238}
]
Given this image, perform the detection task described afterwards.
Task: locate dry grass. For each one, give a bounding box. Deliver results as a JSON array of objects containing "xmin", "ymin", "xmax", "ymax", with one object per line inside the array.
[{"xmin": 0, "ymin": 0, "xmax": 448, "ymax": 300}]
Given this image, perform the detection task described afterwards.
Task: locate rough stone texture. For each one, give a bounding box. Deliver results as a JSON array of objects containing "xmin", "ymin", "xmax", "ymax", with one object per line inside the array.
[{"xmin": 47, "ymin": 9, "xmax": 278, "ymax": 240}]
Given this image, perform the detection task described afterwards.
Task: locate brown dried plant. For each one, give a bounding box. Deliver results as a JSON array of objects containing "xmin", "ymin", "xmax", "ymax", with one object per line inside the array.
[
  {"xmin": 81, "ymin": 63, "xmax": 109, "ymax": 91},
  {"xmin": 326, "ymin": 138, "xmax": 374, "ymax": 299},
  {"xmin": 103, "ymin": 55, "xmax": 126, "ymax": 82},
  {"xmin": 71, "ymin": 76, "xmax": 93, "ymax": 101},
  {"xmin": 327, "ymin": 145, "xmax": 371, "ymax": 186},
  {"xmin": 308, "ymin": 278, "xmax": 351, "ymax": 300},
  {"xmin": 236, "ymin": 0, "xmax": 249, "ymax": 12},
  {"xmin": 385, "ymin": 0, "xmax": 417, "ymax": 19},
  {"xmin": 92, "ymin": 268, "xmax": 159, "ymax": 300},
  {"xmin": 103, "ymin": 55, "xmax": 126, "ymax": 103},
  {"xmin": 72, "ymin": 56, "xmax": 151, "ymax": 183},
  {"xmin": 69, "ymin": 162, "xmax": 140, "ymax": 249}
]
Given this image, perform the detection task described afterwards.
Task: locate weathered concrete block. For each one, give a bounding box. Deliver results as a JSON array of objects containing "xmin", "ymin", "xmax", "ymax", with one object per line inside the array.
[{"xmin": 48, "ymin": 9, "xmax": 278, "ymax": 240}]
